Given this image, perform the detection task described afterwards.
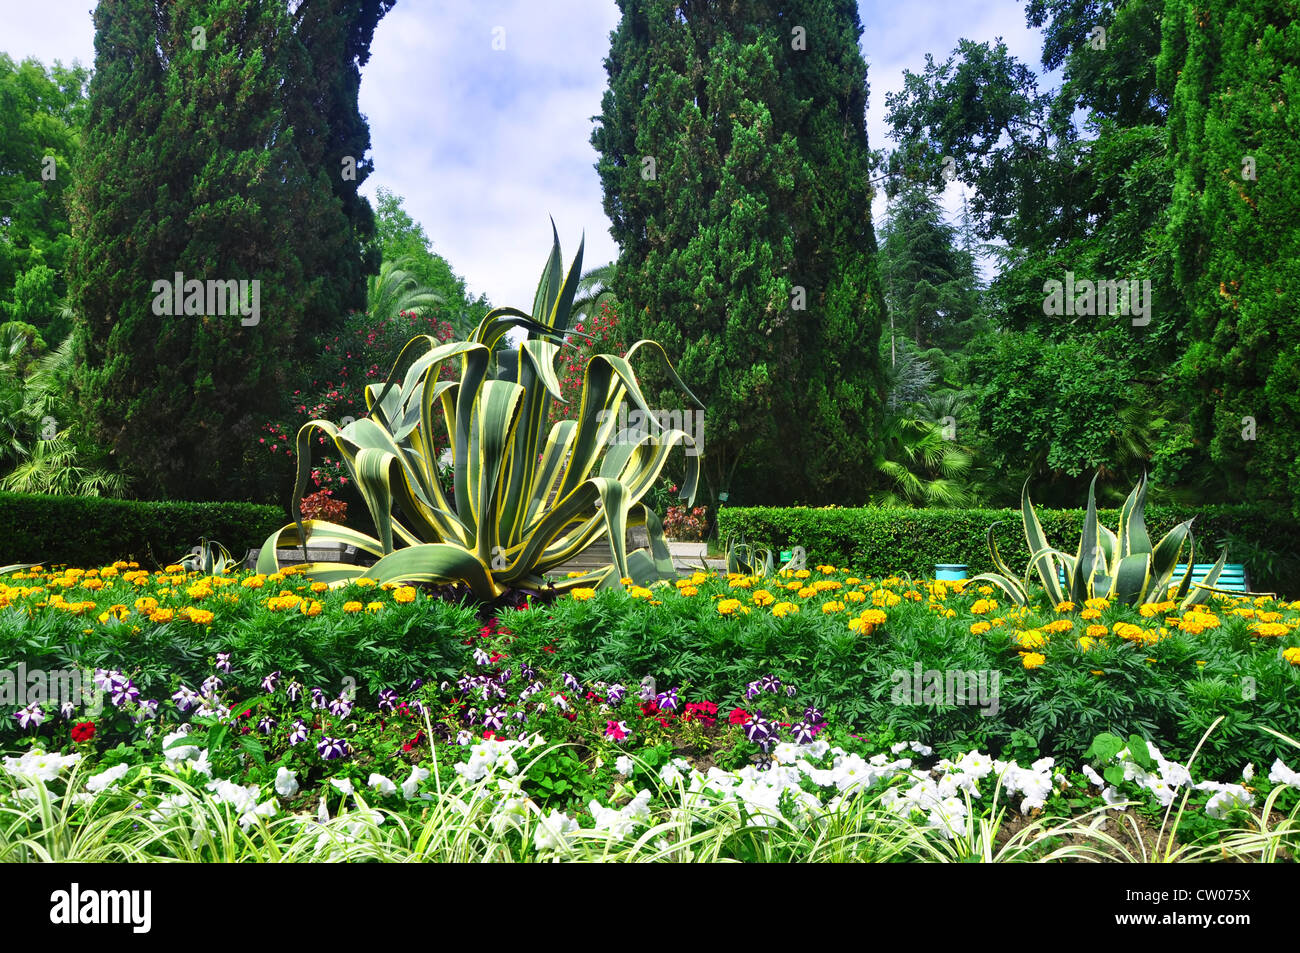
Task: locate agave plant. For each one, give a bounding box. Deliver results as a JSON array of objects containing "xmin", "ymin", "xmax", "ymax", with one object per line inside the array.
[
  {"xmin": 178, "ymin": 538, "xmax": 246, "ymax": 576},
  {"xmin": 971, "ymin": 473, "xmax": 1227, "ymax": 609},
  {"xmin": 257, "ymin": 228, "xmax": 702, "ymax": 600}
]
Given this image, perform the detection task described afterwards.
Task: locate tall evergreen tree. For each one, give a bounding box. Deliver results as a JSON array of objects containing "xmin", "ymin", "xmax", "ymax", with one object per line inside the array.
[
  {"xmin": 68, "ymin": 0, "xmax": 392, "ymax": 502},
  {"xmin": 592, "ymin": 0, "xmax": 887, "ymax": 506},
  {"xmin": 1161, "ymin": 0, "xmax": 1300, "ymax": 515}
]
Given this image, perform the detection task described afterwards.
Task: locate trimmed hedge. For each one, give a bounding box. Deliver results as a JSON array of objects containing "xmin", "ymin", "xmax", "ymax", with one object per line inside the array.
[
  {"xmin": 716, "ymin": 504, "xmax": 1300, "ymax": 598},
  {"xmin": 0, "ymin": 492, "xmax": 287, "ymax": 568}
]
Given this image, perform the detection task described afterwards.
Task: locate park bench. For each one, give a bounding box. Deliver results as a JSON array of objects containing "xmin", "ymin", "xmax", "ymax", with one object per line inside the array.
[{"xmin": 1056, "ymin": 563, "xmax": 1250, "ymax": 593}]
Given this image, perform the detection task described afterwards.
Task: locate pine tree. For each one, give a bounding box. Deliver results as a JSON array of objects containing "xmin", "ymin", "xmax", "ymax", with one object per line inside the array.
[
  {"xmin": 68, "ymin": 0, "xmax": 391, "ymax": 502},
  {"xmin": 1161, "ymin": 0, "xmax": 1300, "ymax": 514},
  {"xmin": 592, "ymin": 0, "xmax": 887, "ymax": 506}
]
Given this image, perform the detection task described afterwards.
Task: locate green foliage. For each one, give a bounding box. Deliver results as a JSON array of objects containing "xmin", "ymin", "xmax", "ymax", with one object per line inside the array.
[
  {"xmin": 716, "ymin": 501, "xmax": 1300, "ymax": 597},
  {"xmin": 1162, "ymin": 0, "xmax": 1300, "ymax": 518},
  {"xmin": 0, "ymin": 54, "xmax": 87, "ymax": 341},
  {"xmin": 593, "ymin": 0, "xmax": 887, "ymax": 506},
  {"xmin": 0, "ymin": 491, "xmax": 285, "ymax": 566}
]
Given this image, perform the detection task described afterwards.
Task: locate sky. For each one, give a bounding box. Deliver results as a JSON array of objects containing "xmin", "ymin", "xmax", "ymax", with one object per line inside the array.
[{"xmin": 0, "ymin": 0, "xmax": 1047, "ymax": 309}]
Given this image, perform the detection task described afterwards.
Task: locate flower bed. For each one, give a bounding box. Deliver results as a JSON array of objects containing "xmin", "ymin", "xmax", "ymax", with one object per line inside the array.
[{"xmin": 1, "ymin": 562, "xmax": 1298, "ymax": 861}]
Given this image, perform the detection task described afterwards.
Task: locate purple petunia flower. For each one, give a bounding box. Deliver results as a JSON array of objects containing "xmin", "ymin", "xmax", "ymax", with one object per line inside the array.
[
  {"xmin": 790, "ymin": 721, "xmax": 817, "ymax": 745},
  {"xmin": 803, "ymin": 705, "xmax": 824, "ymax": 725},
  {"xmin": 482, "ymin": 707, "xmax": 505, "ymax": 731},
  {"xmin": 14, "ymin": 703, "xmax": 44, "ymax": 730},
  {"xmin": 286, "ymin": 680, "xmax": 303, "ymax": 703},
  {"xmin": 215, "ymin": 652, "xmax": 232, "ymax": 674},
  {"xmin": 408, "ymin": 699, "xmax": 425, "ymax": 716},
  {"xmin": 462, "ymin": 707, "xmax": 478, "ymax": 726},
  {"xmin": 310, "ymin": 688, "xmax": 327, "ymax": 710},
  {"xmin": 759, "ymin": 674, "xmax": 782, "ymax": 695},
  {"xmin": 262, "ymin": 670, "xmax": 280, "ymax": 693},
  {"xmin": 135, "ymin": 699, "xmax": 159, "ymax": 721},
  {"xmin": 258, "ymin": 716, "xmax": 277, "ymax": 735},
  {"xmin": 562, "ymin": 672, "xmax": 582, "ymax": 693},
  {"xmin": 606, "ymin": 683, "xmax": 626, "ymax": 706},
  {"xmin": 201, "ymin": 675, "xmax": 223, "ymax": 697},
  {"xmin": 656, "ymin": 688, "xmax": 680, "ymax": 712},
  {"xmin": 59, "ymin": 701, "xmax": 75, "ymax": 720},
  {"xmin": 328, "ymin": 695, "xmax": 353, "ymax": 719},
  {"xmin": 456, "ymin": 730, "xmax": 472, "ymax": 745},
  {"xmin": 473, "ymin": 647, "xmax": 490, "ymax": 667},
  {"xmin": 317, "ymin": 737, "xmax": 349, "ymax": 760},
  {"xmin": 786, "ymin": 684, "xmax": 797, "ymax": 697},
  {"xmin": 409, "ymin": 678, "xmax": 424, "ymax": 692},
  {"xmin": 288, "ymin": 719, "xmax": 308, "ymax": 745},
  {"xmin": 111, "ymin": 680, "xmax": 140, "ymax": 708},
  {"xmin": 172, "ymin": 686, "xmax": 200, "ymax": 713},
  {"xmin": 745, "ymin": 681, "xmax": 762, "ymax": 701},
  {"xmin": 377, "ymin": 689, "xmax": 398, "ymax": 713},
  {"xmin": 518, "ymin": 663, "xmax": 536, "ymax": 681}
]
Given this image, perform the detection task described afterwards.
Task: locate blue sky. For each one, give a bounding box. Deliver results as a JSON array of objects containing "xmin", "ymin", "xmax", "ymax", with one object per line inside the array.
[{"xmin": 2, "ymin": 0, "xmax": 1046, "ymax": 308}]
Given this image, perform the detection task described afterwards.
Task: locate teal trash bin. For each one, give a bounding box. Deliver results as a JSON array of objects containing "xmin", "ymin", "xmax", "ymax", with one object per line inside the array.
[{"xmin": 935, "ymin": 564, "xmax": 968, "ymax": 581}]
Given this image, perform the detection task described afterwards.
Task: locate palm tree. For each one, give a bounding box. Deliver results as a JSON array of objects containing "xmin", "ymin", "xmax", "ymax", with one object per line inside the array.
[
  {"xmin": 366, "ymin": 257, "xmax": 447, "ymax": 325},
  {"xmin": 0, "ymin": 330, "xmax": 130, "ymax": 498},
  {"xmin": 569, "ymin": 262, "xmax": 617, "ymax": 325}
]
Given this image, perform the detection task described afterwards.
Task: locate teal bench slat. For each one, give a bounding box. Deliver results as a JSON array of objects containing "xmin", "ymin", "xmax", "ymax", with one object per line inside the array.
[{"xmin": 1056, "ymin": 563, "xmax": 1250, "ymax": 593}]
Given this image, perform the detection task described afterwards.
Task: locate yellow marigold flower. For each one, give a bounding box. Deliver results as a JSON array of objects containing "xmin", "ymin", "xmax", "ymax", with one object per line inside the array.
[
  {"xmin": 872, "ymin": 589, "xmax": 901, "ymax": 608},
  {"xmin": 365, "ymin": 601, "xmax": 383, "ymax": 612},
  {"xmin": 619, "ymin": 576, "xmax": 633, "ymax": 586},
  {"xmin": 168, "ymin": 574, "xmax": 187, "ymax": 586},
  {"xmin": 751, "ymin": 589, "xmax": 774, "ymax": 606},
  {"xmin": 771, "ymin": 601, "xmax": 799, "ymax": 618},
  {"xmin": 1084, "ymin": 597, "xmax": 1110, "ymax": 610},
  {"xmin": 1251, "ymin": 622, "xmax": 1289, "ymax": 638},
  {"xmin": 1022, "ymin": 652, "xmax": 1046, "ymax": 669},
  {"xmin": 353, "ymin": 577, "xmax": 377, "ymax": 588},
  {"xmin": 1283, "ymin": 647, "xmax": 1300, "ymax": 665},
  {"xmin": 82, "ymin": 578, "xmax": 105, "ymax": 591},
  {"xmin": 100, "ymin": 567, "xmax": 118, "ymax": 578},
  {"xmin": 1086, "ymin": 624, "xmax": 1109, "ymax": 639},
  {"xmin": 342, "ymin": 601, "xmax": 363, "ymax": 613},
  {"xmin": 903, "ymin": 589, "xmax": 923, "ymax": 601},
  {"xmin": 1015, "ymin": 630, "xmax": 1047, "ymax": 649},
  {"xmin": 675, "ymin": 578, "xmax": 694, "ymax": 589},
  {"xmin": 184, "ymin": 607, "xmax": 214, "ymax": 624},
  {"xmin": 822, "ymin": 600, "xmax": 845, "ymax": 614},
  {"xmin": 1080, "ymin": 608, "xmax": 1102, "ymax": 621},
  {"xmin": 150, "ymin": 608, "xmax": 175, "ymax": 623},
  {"xmin": 299, "ymin": 600, "xmax": 322, "ymax": 617},
  {"xmin": 813, "ymin": 579, "xmax": 842, "ymax": 592},
  {"xmin": 846, "ymin": 577, "xmax": 861, "ymax": 586},
  {"xmin": 970, "ymin": 599, "xmax": 996, "ymax": 615},
  {"xmin": 311, "ymin": 582, "xmax": 329, "ymax": 593},
  {"xmin": 1231, "ymin": 607, "xmax": 1256, "ymax": 619},
  {"xmin": 794, "ymin": 569, "xmax": 811, "ymax": 579},
  {"xmin": 241, "ymin": 575, "xmax": 266, "ymax": 589},
  {"xmin": 845, "ymin": 590, "xmax": 866, "ymax": 603},
  {"xmin": 797, "ymin": 587, "xmax": 817, "ymax": 599},
  {"xmin": 730, "ymin": 577, "xmax": 753, "ymax": 590},
  {"xmin": 816, "ymin": 564, "xmax": 837, "ymax": 574},
  {"xmin": 134, "ymin": 597, "xmax": 159, "ymax": 613},
  {"xmin": 679, "ymin": 585, "xmax": 699, "ymax": 597},
  {"xmin": 860, "ymin": 608, "xmax": 887, "ymax": 626},
  {"xmin": 628, "ymin": 586, "xmax": 653, "ymax": 600},
  {"xmin": 164, "ymin": 565, "xmax": 185, "ymax": 574},
  {"xmin": 566, "ymin": 571, "xmax": 585, "ymax": 578},
  {"xmin": 690, "ymin": 572, "xmax": 707, "ymax": 585},
  {"xmin": 785, "ymin": 580, "xmax": 803, "ymax": 591},
  {"xmin": 848, "ymin": 617, "xmax": 868, "ymax": 633},
  {"xmin": 976, "ymin": 585, "xmax": 992, "ymax": 596},
  {"xmin": 970, "ymin": 621, "xmax": 991, "ymax": 635},
  {"xmin": 1077, "ymin": 636, "xmax": 1096, "ymax": 651},
  {"xmin": 186, "ymin": 582, "xmax": 212, "ymax": 600},
  {"xmin": 1054, "ymin": 601, "xmax": 1075, "ymax": 613},
  {"xmin": 717, "ymin": 598, "xmax": 742, "ymax": 615},
  {"xmin": 989, "ymin": 617, "xmax": 1006, "ymax": 628},
  {"xmin": 1043, "ymin": 619, "xmax": 1073, "ymax": 634},
  {"xmin": 393, "ymin": 586, "xmax": 417, "ymax": 604},
  {"xmin": 570, "ymin": 588, "xmax": 596, "ymax": 601},
  {"xmin": 1256, "ymin": 610, "xmax": 1282, "ymax": 623}
]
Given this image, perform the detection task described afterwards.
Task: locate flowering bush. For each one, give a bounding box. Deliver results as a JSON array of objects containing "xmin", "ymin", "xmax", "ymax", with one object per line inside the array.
[
  {"xmin": 298, "ymin": 489, "xmax": 347, "ymax": 525},
  {"xmin": 663, "ymin": 504, "xmax": 709, "ymax": 541}
]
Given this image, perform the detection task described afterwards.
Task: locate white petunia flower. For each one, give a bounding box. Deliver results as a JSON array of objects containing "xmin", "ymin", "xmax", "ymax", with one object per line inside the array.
[{"xmin": 275, "ymin": 766, "xmax": 299, "ymax": 798}]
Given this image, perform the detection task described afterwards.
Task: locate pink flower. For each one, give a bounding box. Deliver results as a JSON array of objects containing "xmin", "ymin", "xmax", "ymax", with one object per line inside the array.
[{"xmin": 605, "ymin": 720, "xmax": 631, "ymax": 741}]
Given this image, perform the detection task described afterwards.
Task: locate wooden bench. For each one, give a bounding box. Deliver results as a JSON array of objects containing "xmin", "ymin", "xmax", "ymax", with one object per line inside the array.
[{"xmin": 1056, "ymin": 563, "xmax": 1250, "ymax": 593}]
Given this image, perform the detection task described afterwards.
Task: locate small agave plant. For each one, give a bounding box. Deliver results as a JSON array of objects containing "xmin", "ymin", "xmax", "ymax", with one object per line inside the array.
[
  {"xmin": 971, "ymin": 472, "xmax": 1228, "ymax": 609},
  {"xmin": 257, "ymin": 226, "xmax": 702, "ymax": 601}
]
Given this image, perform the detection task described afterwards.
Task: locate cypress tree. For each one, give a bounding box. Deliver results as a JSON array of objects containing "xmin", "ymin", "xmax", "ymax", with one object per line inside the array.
[
  {"xmin": 68, "ymin": 0, "xmax": 391, "ymax": 501},
  {"xmin": 592, "ymin": 0, "xmax": 887, "ymax": 506},
  {"xmin": 1161, "ymin": 0, "xmax": 1300, "ymax": 513}
]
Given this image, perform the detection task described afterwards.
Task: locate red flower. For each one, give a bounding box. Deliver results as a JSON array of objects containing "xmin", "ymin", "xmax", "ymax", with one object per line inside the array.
[
  {"xmin": 729, "ymin": 708, "xmax": 751, "ymax": 726},
  {"xmin": 640, "ymin": 700, "xmax": 660, "ymax": 717},
  {"xmin": 70, "ymin": 721, "xmax": 95, "ymax": 743}
]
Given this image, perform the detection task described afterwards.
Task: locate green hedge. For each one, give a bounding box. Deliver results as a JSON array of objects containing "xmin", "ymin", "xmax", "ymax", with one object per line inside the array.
[
  {"xmin": 716, "ymin": 504, "xmax": 1300, "ymax": 598},
  {"xmin": 0, "ymin": 492, "xmax": 287, "ymax": 568}
]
